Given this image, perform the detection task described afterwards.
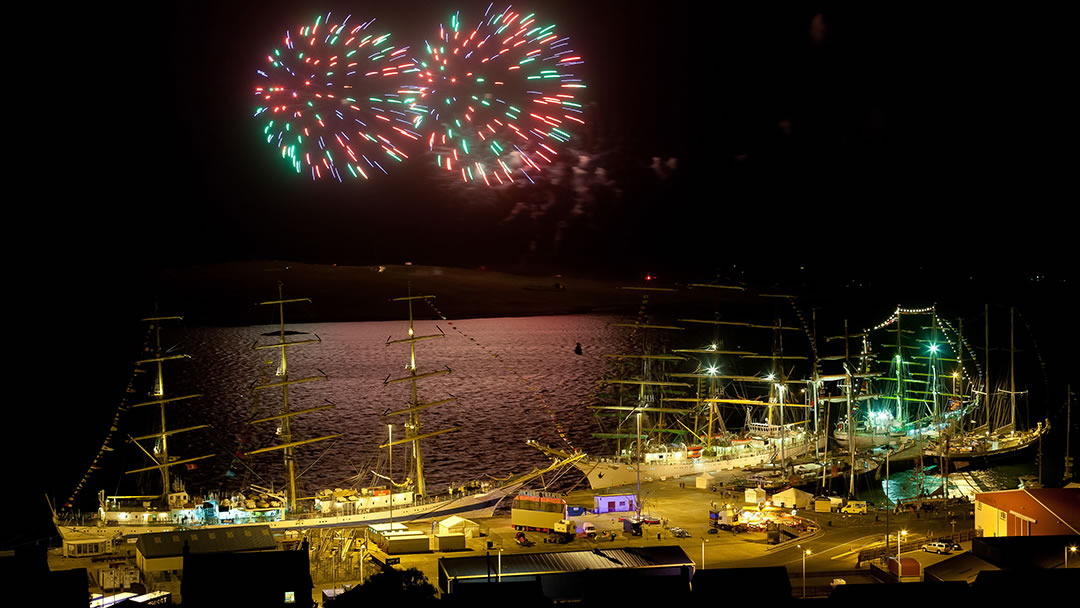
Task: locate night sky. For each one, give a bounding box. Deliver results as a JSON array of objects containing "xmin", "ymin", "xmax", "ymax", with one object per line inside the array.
[
  {"xmin": 36, "ymin": 2, "xmax": 1070, "ymax": 278},
  {"xmin": 11, "ymin": 3, "xmax": 1072, "ymax": 548}
]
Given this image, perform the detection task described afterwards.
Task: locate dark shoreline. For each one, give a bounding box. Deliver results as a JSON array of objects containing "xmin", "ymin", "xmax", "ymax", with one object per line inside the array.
[{"xmin": 154, "ymin": 261, "xmax": 647, "ymax": 326}]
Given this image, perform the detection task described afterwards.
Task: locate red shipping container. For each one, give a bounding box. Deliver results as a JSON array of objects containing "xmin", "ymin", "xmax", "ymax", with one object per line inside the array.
[{"xmin": 888, "ymin": 557, "xmax": 921, "ymax": 576}]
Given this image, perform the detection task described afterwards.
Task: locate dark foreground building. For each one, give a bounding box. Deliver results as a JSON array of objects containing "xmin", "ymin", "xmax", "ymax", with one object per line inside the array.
[
  {"xmin": 180, "ymin": 542, "xmax": 313, "ymax": 607},
  {"xmin": 439, "ymin": 545, "xmax": 693, "ymax": 603}
]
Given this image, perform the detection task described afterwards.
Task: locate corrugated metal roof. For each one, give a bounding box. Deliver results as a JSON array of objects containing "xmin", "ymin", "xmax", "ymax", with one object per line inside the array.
[
  {"xmin": 924, "ymin": 552, "xmax": 999, "ymax": 582},
  {"xmin": 441, "ymin": 546, "xmax": 693, "ymax": 580},
  {"xmin": 135, "ymin": 525, "xmax": 276, "ymax": 558}
]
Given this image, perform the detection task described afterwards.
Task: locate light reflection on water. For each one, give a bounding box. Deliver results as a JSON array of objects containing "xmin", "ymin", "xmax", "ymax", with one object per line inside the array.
[
  {"xmin": 165, "ymin": 315, "xmax": 620, "ymax": 496},
  {"xmin": 130, "ymin": 313, "xmax": 1040, "ymax": 503},
  {"xmin": 858, "ymin": 461, "xmax": 1037, "ymax": 506}
]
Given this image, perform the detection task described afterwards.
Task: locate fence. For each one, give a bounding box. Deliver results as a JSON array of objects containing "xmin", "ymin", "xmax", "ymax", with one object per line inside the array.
[{"xmin": 856, "ymin": 528, "xmax": 981, "ymax": 564}]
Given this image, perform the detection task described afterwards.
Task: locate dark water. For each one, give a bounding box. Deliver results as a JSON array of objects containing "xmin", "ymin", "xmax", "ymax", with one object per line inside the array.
[{"xmin": 151, "ymin": 315, "xmax": 621, "ymax": 497}]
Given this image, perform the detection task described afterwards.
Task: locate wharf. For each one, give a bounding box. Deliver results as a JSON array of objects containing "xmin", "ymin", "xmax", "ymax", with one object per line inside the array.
[{"xmin": 47, "ymin": 474, "xmax": 975, "ymax": 604}]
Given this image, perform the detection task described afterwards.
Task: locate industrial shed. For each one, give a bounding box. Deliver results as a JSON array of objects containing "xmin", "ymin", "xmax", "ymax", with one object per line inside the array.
[
  {"xmin": 438, "ymin": 545, "xmax": 693, "ymax": 601},
  {"xmin": 135, "ymin": 525, "xmax": 276, "ymax": 575},
  {"xmin": 974, "ymin": 488, "xmax": 1080, "ymax": 537}
]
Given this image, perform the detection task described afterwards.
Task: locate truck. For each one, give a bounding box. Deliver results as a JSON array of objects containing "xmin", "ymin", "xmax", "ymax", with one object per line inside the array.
[
  {"xmin": 549, "ymin": 519, "xmax": 576, "ymax": 543},
  {"xmin": 709, "ymin": 506, "xmax": 745, "ymax": 531},
  {"xmin": 511, "ymin": 491, "xmax": 567, "ymax": 532},
  {"xmin": 840, "ymin": 500, "xmax": 867, "ymax": 514}
]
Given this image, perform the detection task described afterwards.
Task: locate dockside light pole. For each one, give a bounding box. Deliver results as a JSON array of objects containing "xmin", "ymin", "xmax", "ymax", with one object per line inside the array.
[
  {"xmin": 388, "ymin": 424, "xmax": 393, "ymax": 526},
  {"xmin": 898, "ymin": 529, "xmax": 907, "ymax": 560},
  {"xmin": 636, "ymin": 411, "xmax": 642, "ymax": 518},
  {"xmin": 799, "ymin": 546, "xmax": 811, "ymax": 597}
]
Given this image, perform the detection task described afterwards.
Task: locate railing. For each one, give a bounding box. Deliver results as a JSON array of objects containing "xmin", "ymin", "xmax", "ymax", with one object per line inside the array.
[
  {"xmin": 856, "ymin": 528, "xmax": 981, "ymax": 564},
  {"xmin": 293, "ymin": 486, "xmax": 496, "ymax": 520}
]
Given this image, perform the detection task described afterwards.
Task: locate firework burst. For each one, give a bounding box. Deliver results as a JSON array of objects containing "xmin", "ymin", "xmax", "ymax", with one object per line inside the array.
[
  {"xmin": 415, "ymin": 4, "xmax": 587, "ymax": 186},
  {"xmin": 254, "ymin": 12, "xmax": 428, "ymax": 181}
]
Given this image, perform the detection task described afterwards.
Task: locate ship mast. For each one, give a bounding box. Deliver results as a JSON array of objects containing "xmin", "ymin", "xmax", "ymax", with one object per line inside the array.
[
  {"xmin": 985, "ymin": 304, "xmax": 992, "ymax": 432},
  {"xmin": 123, "ymin": 315, "xmax": 215, "ymax": 506},
  {"xmin": 382, "ymin": 293, "xmax": 458, "ymax": 498},
  {"xmin": 591, "ymin": 286, "xmax": 689, "ymax": 458},
  {"xmin": 674, "ymin": 316, "xmax": 808, "ymax": 448},
  {"xmin": 1010, "ymin": 306, "xmax": 1016, "ymax": 431},
  {"xmin": 845, "ymin": 318, "xmax": 855, "ymax": 497},
  {"xmin": 1065, "ymin": 386, "xmax": 1074, "ymax": 484},
  {"xmin": 245, "ymin": 283, "xmax": 341, "ymax": 514}
]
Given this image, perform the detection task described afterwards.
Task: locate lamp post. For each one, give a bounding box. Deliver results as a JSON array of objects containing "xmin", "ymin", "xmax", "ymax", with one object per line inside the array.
[
  {"xmin": 798, "ymin": 545, "xmax": 811, "ymax": 597},
  {"xmin": 388, "ymin": 424, "xmax": 393, "ymax": 526},
  {"xmin": 635, "ymin": 411, "xmax": 642, "ymax": 518},
  {"xmin": 700, "ymin": 538, "xmax": 706, "ymax": 569},
  {"xmin": 897, "ymin": 529, "xmax": 907, "ymax": 560},
  {"xmin": 1067, "ymin": 545, "xmax": 1077, "ymax": 568},
  {"xmin": 360, "ymin": 528, "xmax": 369, "ymax": 584}
]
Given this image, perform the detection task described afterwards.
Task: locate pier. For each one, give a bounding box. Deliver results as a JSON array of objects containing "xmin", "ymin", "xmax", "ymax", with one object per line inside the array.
[{"xmin": 48, "ymin": 473, "xmax": 979, "ymax": 603}]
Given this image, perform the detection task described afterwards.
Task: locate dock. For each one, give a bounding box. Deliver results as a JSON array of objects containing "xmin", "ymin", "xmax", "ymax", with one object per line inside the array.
[{"xmin": 47, "ymin": 473, "xmax": 976, "ymax": 604}]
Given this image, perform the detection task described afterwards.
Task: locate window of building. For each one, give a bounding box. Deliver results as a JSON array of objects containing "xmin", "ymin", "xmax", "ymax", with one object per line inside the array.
[{"xmin": 284, "ymin": 591, "xmax": 296, "ymax": 603}]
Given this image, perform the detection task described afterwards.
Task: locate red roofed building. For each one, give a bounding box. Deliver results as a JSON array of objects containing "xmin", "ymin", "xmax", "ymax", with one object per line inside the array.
[{"xmin": 974, "ymin": 488, "xmax": 1080, "ymax": 537}]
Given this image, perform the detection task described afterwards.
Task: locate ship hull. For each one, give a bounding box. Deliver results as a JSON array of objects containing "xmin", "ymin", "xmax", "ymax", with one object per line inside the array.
[
  {"xmin": 577, "ymin": 437, "xmax": 826, "ymax": 490},
  {"xmin": 924, "ymin": 423, "xmax": 1049, "ymax": 462},
  {"xmin": 833, "ymin": 432, "xmax": 893, "ymax": 449},
  {"xmin": 56, "ymin": 483, "xmax": 520, "ymax": 540}
]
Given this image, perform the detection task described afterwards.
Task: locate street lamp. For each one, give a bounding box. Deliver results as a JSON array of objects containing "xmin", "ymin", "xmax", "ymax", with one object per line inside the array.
[
  {"xmin": 798, "ymin": 545, "xmax": 811, "ymax": 597},
  {"xmin": 897, "ymin": 529, "xmax": 908, "ymax": 560},
  {"xmin": 1067, "ymin": 545, "xmax": 1077, "ymax": 568},
  {"xmin": 388, "ymin": 424, "xmax": 394, "ymax": 526}
]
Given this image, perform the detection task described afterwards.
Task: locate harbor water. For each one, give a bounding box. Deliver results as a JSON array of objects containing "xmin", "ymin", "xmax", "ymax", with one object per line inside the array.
[
  {"xmin": 112, "ymin": 313, "xmax": 1042, "ymax": 505},
  {"xmin": 160, "ymin": 315, "xmax": 621, "ymax": 498}
]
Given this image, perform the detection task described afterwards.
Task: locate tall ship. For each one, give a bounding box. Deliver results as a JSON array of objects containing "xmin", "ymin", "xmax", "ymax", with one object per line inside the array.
[
  {"xmin": 923, "ymin": 305, "xmax": 1049, "ymax": 462},
  {"xmin": 830, "ymin": 306, "xmax": 976, "ymax": 460},
  {"xmin": 54, "ymin": 286, "xmax": 580, "ymax": 545},
  {"xmin": 533, "ymin": 284, "xmax": 826, "ymax": 490}
]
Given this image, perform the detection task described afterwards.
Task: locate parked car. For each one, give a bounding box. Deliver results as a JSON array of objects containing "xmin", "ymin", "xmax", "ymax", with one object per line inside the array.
[
  {"xmin": 922, "ymin": 541, "xmax": 952, "ymax": 554},
  {"xmin": 669, "ymin": 527, "xmax": 691, "ymax": 538}
]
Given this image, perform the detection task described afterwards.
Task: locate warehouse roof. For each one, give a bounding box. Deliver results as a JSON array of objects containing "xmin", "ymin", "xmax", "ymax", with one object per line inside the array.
[
  {"xmin": 440, "ymin": 545, "xmax": 692, "ymax": 580},
  {"xmin": 135, "ymin": 525, "xmax": 276, "ymax": 559}
]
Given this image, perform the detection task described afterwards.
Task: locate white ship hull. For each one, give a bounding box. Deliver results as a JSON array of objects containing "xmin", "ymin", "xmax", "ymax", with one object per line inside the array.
[
  {"xmin": 577, "ymin": 438, "xmax": 826, "ymax": 490},
  {"xmin": 924, "ymin": 421, "xmax": 1049, "ymax": 461},
  {"xmin": 57, "ymin": 482, "xmax": 520, "ymax": 541},
  {"xmin": 833, "ymin": 430, "xmax": 896, "ymax": 449}
]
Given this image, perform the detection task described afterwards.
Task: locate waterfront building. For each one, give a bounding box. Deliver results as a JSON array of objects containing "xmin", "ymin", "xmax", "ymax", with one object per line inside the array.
[{"xmin": 974, "ymin": 488, "xmax": 1080, "ymax": 537}]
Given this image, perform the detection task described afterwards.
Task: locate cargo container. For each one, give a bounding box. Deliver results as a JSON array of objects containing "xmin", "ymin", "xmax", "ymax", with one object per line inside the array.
[{"xmin": 511, "ymin": 491, "xmax": 567, "ymax": 532}]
